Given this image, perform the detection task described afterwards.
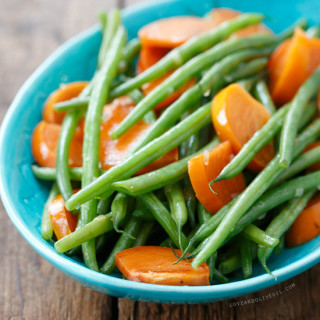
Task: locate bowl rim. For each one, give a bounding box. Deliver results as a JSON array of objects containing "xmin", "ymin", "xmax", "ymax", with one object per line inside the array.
[{"xmin": 1, "ymin": 0, "xmax": 320, "ymax": 303}]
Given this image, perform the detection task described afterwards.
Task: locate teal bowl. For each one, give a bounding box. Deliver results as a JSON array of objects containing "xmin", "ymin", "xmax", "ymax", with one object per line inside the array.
[{"xmin": 1, "ymin": 0, "xmax": 320, "ymax": 304}]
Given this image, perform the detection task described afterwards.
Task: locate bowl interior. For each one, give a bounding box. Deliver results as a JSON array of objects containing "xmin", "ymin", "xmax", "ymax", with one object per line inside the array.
[{"xmin": 1, "ymin": 0, "xmax": 320, "ymax": 304}]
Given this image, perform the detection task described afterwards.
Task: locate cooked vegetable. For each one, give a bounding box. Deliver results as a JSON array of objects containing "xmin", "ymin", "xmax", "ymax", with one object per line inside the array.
[
  {"xmin": 115, "ymin": 246, "xmax": 210, "ymax": 285},
  {"xmin": 212, "ymin": 83, "xmax": 274, "ymax": 172},
  {"xmin": 268, "ymin": 28, "xmax": 320, "ymax": 105},
  {"xmin": 286, "ymin": 194, "xmax": 320, "ymax": 247},
  {"xmin": 43, "ymin": 82, "xmax": 88, "ymax": 124},
  {"xmin": 188, "ymin": 141, "xmax": 246, "ymax": 213},
  {"xmin": 49, "ymin": 194, "xmax": 78, "ymax": 240},
  {"xmin": 240, "ymin": 237, "xmax": 253, "ymax": 279},
  {"xmin": 254, "ymin": 80, "xmax": 276, "ymax": 115}
]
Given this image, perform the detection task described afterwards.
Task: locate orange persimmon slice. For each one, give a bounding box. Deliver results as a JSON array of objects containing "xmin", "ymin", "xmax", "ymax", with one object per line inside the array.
[
  {"xmin": 49, "ymin": 194, "xmax": 78, "ymax": 240},
  {"xmin": 115, "ymin": 246, "xmax": 210, "ymax": 286},
  {"xmin": 211, "ymin": 83, "xmax": 274, "ymax": 172},
  {"xmin": 208, "ymin": 8, "xmax": 272, "ymax": 38},
  {"xmin": 188, "ymin": 141, "xmax": 246, "ymax": 213},
  {"xmin": 138, "ymin": 16, "xmax": 216, "ymax": 48},
  {"xmin": 286, "ymin": 195, "xmax": 320, "ymax": 247},
  {"xmin": 43, "ymin": 81, "xmax": 88, "ymax": 124},
  {"xmin": 268, "ymin": 28, "xmax": 320, "ymax": 105}
]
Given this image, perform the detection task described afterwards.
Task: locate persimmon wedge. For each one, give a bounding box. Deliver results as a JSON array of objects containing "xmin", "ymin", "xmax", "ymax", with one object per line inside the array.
[
  {"xmin": 268, "ymin": 28, "xmax": 320, "ymax": 105},
  {"xmin": 49, "ymin": 193, "xmax": 78, "ymax": 240},
  {"xmin": 188, "ymin": 141, "xmax": 246, "ymax": 214},
  {"xmin": 212, "ymin": 83, "xmax": 274, "ymax": 172},
  {"xmin": 42, "ymin": 81, "xmax": 88, "ymax": 124},
  {"xmin": 32, "ymin": 96, "xmax": 178, "ymax": 173},
  {"xmin": 286, "ymin": 195, "xmax": 320, "ymax": 247},
  {"xmin": 31, "ymin": 120, "xmax": 84, "ymax": 168},
  {"xmin": 138, "ymin": 16, "xmax": 216, "ymax": 48},
  {"xmin": 208, "ymin": 8, "xmax": 272, "ymax": 38},
  {"xmin": 115, "ymin": 246, "xmax": 210, "ymax": 286},
  {"xmin": 137, "ymin": 46, "xmax": 196, "ymax": 110}
]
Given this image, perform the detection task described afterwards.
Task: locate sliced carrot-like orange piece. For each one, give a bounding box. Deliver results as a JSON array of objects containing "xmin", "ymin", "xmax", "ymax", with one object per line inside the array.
[
  {"xmin": 188, "ymin": 141, "xmax": 246, "ymax": 213},
  {"xmin": 43, "ymin": 81, "xmax": 88, "ymax": 124},
  {"xmin": 49, "ymin": 193, "xmax": 78, "ymax": 240},
  {"xmin": 31, "ymin": 120, "xmax": 83, "ymax": 168},
  {"xmin": 268, "ymin": 28, "xmax": 320, "ymax": 105},
  {"xmin": 138, "ymin": 16, "xmax": 216, "ymax": 48},
  {"xmin": 115, "ymin": 246, "xmax": 210, "ymax": 286},
  {"xmin": 208, "ymin": 8, "xmax": 272, "ymax": 38},
  {"xmin": 99, "ymin": 96, "xmax": 178, "ymax": 172},
  {"xmin": 137, "ymin": 46, "xmax": 196, "ymax": 110},
  {"xmin": 211, "ymin": 83, "xmax": 274, "ymax": 172},
  {"xmin": 286, "ymin": 194, "xmax": 320, "ymax": 247}
]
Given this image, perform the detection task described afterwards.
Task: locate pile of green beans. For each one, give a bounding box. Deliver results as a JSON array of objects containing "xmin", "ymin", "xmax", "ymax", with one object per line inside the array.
[{"xmin": 33, "ymin": 9, "xmax": 320, "ymax": 284}]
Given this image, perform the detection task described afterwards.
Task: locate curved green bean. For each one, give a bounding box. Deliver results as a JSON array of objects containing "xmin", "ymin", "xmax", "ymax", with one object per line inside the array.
[
  {"xmin": 80, "ymin": 25, "xmax": 126, "ymax": 271},
  {"xmin": 32, "ymin": 165, "xmax": 82, "ymax": 181},
  {"xmin": 240, "ymin": 237, "xmax": 253, "ymax": 279}
]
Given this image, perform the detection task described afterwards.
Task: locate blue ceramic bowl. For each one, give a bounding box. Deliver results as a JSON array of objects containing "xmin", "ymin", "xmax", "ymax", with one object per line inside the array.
[{"xmin": 1, "ymin": 0, "xmax": 320, "ymax": 304}]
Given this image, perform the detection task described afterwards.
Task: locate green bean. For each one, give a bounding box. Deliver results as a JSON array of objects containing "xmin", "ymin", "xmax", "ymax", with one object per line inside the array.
[
  {"xmin": 240, "ymin": 237, "xmax": 253, "ymax": 279},
  {"xmin": 118, "ymin": 38, "xmax": 141, "ymax": 73},
  {"xmin": 254, "ymin": 80, "xmax": 276, "ymax": 115},
  {"xmin": 98, "ymin": 10, "xmax": 121, "ymax": 69},
  {"xmin": 100, "ymin": 216, "xmax": 142, "ymax": 274},
  {"xmin": 198, "ymin": 202, "xmax": 212, "ymax": 225},
  {"xmin": 214, "ymin": 57, "xmax": 268, "ymax": 91},
  {"xmin": 98, "ymin": 11, "xmax": 107, "ymax": 31},
  {"xmin": 132, "ymin": 208, "xmax": 154, "ymax": 221},
  {"xmin": 211, "ymin": 268, "xmax": 229, "ymax": 284},
  {"xmin": 213, "ymin": 104, "xmax": 289, "ymax": 183},
  {"xmin": 97, "ymin": 197, "xmax": 112, "ymax": 215},
  {"xmin": 111, "ymin": 36, "xmax": 274, "ymax": 138},
  {"xmin": 273, "ymin": 146, "xmax": 320, "ymax": 187},
  {"xmin": 111, "ymin": 192, "xmax": 133, "ymax": 236},
  {"xmin": 192, "ymin": 118, "xmax": 320, "ymax": 268},
  {"xmin": 133, "ymin": 220, "xmax": 155, "ymax": 247},
  {"xmin": 164, "ymin": 183, "xmax": 188, "ymax": 249},
  {"xmin": 228, "ymin": 170, "xmax": 320, "ymax": 241},
  {"xmin": 80, "ymin": 25, "xmax": 126, "ymax": 271},
  {"xmin": 277, "ymin": 18, "xmax": 307, "ymax": 42},
  {"xmin": 65, "ymin": 102, "xmax": 213, "ymax": 210},
  {"xmin": 137, "ymin": 192, "xmax": 189, "ymax": 250},
  {"xmin": 32, "ymin": 165, "xmax": 82, "ymax": 181},
  {"xmin": 279, "ymin": 67, "xmax": 320, "ymax": 167},
  {"xmin": 109, "ymin": 14, "xmax": 265, "ymax": 98},
  {"xmin": 115, "ymin": 47, "xmax": 271, "ymax": 147},
  {"xmin": 54, "ymin": 97, "xmax": 90, "ymax": 112},
  {"xmin": 298, "ymin": 103, "xmax": 318, "ymax": 131},
  {"xmin": 112, "ymin": 137, "xmax": 220, "ymax": 196},
  {"xmin": 218, "ymin": 245, "xmax": 257, "ymax": 275},
  {"xmin": 41, "ymin": 183, "xmax": 59, "ymax": 240},
  {"xmin": 54, "ymin": 213, "xmax": 113, "ymax": 254},
  {"xmin": 56, "ymin": 111, "xmax": 83, "ymax": 201},
  {"xmin": 306, "ymin": 26, "xmax": 320, "ymax": 38},
  {"xmin": 241, "ymin": 224, "xmax": 279, "ymax": 248},
  {"xmin": 236, "ymin": 75, "xmax": 261, "ymax": 92},
  {"xmin": 273, "ymin": 235, "xmax": 285, "ymax": 255},
  {"xmin": 258, "ymin": 189, "xmax": 316, "ymax": 274}
]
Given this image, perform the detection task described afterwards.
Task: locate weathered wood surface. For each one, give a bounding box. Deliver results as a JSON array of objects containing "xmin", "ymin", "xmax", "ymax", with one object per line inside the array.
[{"xmin": 0, "ymin": 0, "xmax": 319, "ymax": 319}]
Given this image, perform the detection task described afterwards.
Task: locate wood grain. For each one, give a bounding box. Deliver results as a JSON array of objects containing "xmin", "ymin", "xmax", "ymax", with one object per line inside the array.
[{"xmin": 0, "ymin": 1, "xmax": 319, "ymax": 319}]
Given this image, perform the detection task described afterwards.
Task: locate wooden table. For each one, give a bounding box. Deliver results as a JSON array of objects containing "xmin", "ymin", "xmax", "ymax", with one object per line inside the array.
[{"xmin": 1, "ymin": 1, "xmax": 319, "ymax": 319}]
